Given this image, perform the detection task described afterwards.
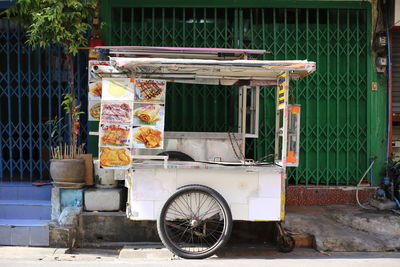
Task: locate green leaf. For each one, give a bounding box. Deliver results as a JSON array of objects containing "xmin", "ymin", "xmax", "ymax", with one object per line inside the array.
[{"xmin": 4, "ymin": 0, "xmax": 97, "ymax": 56}]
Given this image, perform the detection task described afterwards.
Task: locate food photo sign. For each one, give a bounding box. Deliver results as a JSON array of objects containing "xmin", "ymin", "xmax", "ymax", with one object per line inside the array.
[
  {"xmin": 88, "ymin": 61, "xmax": 125, "ymax": 122},
  {"xmin": 131, "ymin": 78, "xmax": 165, "ymax": 149},
  {"xmin": 94, "ymin": 76, "xmax": 167, "ymax": 169},
  {"xmin": 133, "ymin": 104, "xmax": 164, "ymax": 128},
  {"xmin": 133, "ymin": 78, "xmax": 166, "ymax": 103}
]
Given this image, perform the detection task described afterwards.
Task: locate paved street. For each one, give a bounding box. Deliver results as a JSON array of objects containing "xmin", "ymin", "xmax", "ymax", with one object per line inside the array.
[{"xmin": 0, "ymin": 246, "xmax": 399, "ymax": 267}]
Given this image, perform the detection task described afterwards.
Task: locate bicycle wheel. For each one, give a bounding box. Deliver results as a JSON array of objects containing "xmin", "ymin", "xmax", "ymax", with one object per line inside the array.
[{"xmin": 157, "ymin": 184, "xmax": 232, "ymax": 259}]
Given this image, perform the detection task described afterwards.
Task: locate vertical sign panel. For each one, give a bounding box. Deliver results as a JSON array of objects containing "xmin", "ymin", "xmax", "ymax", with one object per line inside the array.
[{"xmin": 277, "ymin": 73, "xmax": 286, "ymax": 110}]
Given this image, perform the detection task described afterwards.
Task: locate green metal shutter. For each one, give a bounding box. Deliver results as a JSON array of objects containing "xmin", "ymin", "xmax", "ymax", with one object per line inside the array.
[{"xmin": 103, "ymin": 7, "xmax": 369, "ymax": 185}]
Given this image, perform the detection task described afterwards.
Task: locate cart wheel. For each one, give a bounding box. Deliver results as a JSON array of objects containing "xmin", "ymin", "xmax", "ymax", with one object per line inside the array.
[
  {"xmin": 277, "ymin": 234, "xmax": 295, "ymax": 253},
  {"xmin": 157, "ymin": 184, "xmax": 232, "ymax": 259}
]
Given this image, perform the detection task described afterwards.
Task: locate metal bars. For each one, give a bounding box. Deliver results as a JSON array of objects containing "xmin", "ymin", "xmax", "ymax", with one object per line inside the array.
[
  {"xmin": 0, "ymin": 20, "xmax": 88, "ymax": 182},
  {"xmin": 106, "ymin": 7, "xmax": 368, "ymax": 185}
]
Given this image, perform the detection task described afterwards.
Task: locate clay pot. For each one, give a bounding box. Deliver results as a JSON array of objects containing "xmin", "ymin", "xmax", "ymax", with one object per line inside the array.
[{"xmin": 50, "ymin": 158, "xmax": 86, "ymax": 183}]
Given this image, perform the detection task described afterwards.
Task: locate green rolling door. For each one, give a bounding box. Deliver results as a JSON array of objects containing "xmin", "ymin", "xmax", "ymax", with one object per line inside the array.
[{"xmin": 100, "ymin": 4, "xmax": 372, "ymax": 185}]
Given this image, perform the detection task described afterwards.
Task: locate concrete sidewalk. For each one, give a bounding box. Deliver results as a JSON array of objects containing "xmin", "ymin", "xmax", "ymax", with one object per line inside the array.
[
  {"xmin": 73, "ymin": 204, "xmax": 400, "ymax": 253},
  {"xmin": 0, "ymin": 246, "xmax": 119, "ymax": 261},
  {"xmin": 10, "ymin": 204, "xmax": 400, "ymax": 257},
  {"xmin": 1, "ymin": 245, "xmax": 400, "ymax": 262},
  {"xmin": 285, "ymin": 204, "xmax": 400, "ymax": 252}
]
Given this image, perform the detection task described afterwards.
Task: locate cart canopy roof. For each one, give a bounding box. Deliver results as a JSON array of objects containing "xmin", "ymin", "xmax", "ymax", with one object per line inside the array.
[
  {"xmin": 96, "ymin": 45, "xmax": 269, "ymax": 60},
  {"xmin": 97, "ymin": 46, "xmax": 316, "ymax": 86},
  {"xmin": 110, "ymin": 57, "xmax": 316, "ymax": 86}
]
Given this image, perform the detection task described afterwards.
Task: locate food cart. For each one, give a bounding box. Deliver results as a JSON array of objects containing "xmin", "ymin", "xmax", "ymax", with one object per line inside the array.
[{"xmin": 88, "ymin": 46, "xmax": 316, "ymax": 259}]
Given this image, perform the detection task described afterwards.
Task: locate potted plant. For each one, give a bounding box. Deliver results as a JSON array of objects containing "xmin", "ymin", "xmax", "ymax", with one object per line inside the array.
[
  {"xmin": 4, "ymin": 0, "xmax": 97, "ymax": 185},
  {"xmin": 46, "ymin": 94, "xmax": 86, "ymax": 185}
]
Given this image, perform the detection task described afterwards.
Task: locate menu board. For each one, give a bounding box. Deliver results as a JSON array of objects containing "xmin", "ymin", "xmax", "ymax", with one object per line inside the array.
[
  {"xmin": 88, "ymin": 61, "xmax": 125, "ymax": 121},
  {"xmin": 99, "ymin": 147, "xmax": 131, "ymax": 168},
  {"xmin": 132, "ymin": 104, "xmax": 164, "ymax": 128},
  {"xmin": 88, "ymin": 100, "xmax": 101, "ymax": 121},
  {"xmin": 91, "ymin": 74, "xmax": 167, "ymax": 169},
  {"xmin": 102, "ymin": 78, "xmax": 135, "ymax": 101},
  {"xmin": 88, "ymin": 81, "xmax": 102, "ymax": 99},
  {"xmin": 133, "ymin": 78, "xmax": 166, "ymax": 103},
  {"xmin": 132, "ymin": 126, "xmax": 163, "ymax": 149},
  {"xmin": 100, "ymin": 101, "xmax": 133, "ymax": 124},
  {"xmin": 100, "ymin": 124, "xmax": 132, "ymax": 147}
]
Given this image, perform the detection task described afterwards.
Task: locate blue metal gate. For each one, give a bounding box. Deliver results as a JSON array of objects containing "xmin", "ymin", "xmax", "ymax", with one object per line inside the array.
[{"xmin": 0, "ymin": 19, "xmax": 88, "ymax": 182}]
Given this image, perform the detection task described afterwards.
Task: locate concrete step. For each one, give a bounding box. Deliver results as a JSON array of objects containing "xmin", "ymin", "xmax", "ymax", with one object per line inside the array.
[
  {"xmin": 0, "ymin": 200, "xmax": 51, "ymax": 220},
  {"xmin": 0, "ymin": 219, "xmax": 49, "ymax": 226},
  {"xmin": 78, "ymin": 212, "xmax": 160, "ymax": 245},
  {"xmin": 327, "ymin": 205, "xmax": 400, "ymax": 238},
  {"xmin": 285, "ymin": 205, "xmax": 400, "ymax": 252},
  {"xmin": 0, "ymin": 219, "xmax": 49, "ymax": 246},
  {"xmin": 77, "ymin": 212, "xmax": 277, "ymax": 247},
  {"xmin": 0, "ymin": 183, "xmax": 52, "ymax": 201}
]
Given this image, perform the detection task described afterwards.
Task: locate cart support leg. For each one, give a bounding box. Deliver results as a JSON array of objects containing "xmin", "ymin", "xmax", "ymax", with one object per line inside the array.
[
  {"xmin": 275, "ymin": 221, "xmax": 295, "ymax": 253},
  {"xmin": 240, "ymin": 86, "xmax": 247, "ymax": 161}
]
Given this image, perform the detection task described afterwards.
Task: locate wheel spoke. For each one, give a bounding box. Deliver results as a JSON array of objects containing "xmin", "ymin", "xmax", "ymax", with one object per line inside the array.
[
  {"xmin": 177, "ymin": 225, "xmax": 190, "ymax": 244},
  {"xmin": 196, "ymin": 193, "xmax": 209, "ymax": 218},
  {"xmin": 174, "ymin": 198, "xmax": 191, "ymax": 218},
  {"xmin": 184, "ymin": 192, "xmax": 196, "ymax": 218},
  {"xmin": 165, "ymin": 210, "xmax": 186, "ymax": 219},
  {"xmin": 196, "ymin": 192, "xmax": 201, "ymax": 218},
  {"xmin": 165, "ymin": 219, "xmax": 188, "ymax": 228},
  {"xmin": 199, "ymin": 207, "xmax": 222, "ymax": 221},
  {"xmin": 168, "ymin": 203, "xmax": 186, "ymax": 215},
  {"xmin": 200, "ymin": 199, "xmax": 218, "ymax": 218}
]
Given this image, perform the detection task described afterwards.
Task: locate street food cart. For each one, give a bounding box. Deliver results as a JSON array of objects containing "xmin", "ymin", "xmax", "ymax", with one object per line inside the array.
[{"xmin": 88, "ymin": 46, "xmax": 316, "ymax": 259}]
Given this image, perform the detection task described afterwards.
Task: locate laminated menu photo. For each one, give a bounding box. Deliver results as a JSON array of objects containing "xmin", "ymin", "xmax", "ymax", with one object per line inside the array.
[
  {"xmin": 132, "ymin": 126, "xmax": 163, "ymax": 149},
  {"xmin": 99, "ymin": 147, "xmax": 131, "ymax": 169},
  {"xmin": 102, "ymin": 78, "xmax": 135, "ymax": 101},
  {"xmin": 99, "ymin": 124, "xmax": 132, "ymax": 147},
  {"xmin": 88, "ymin": 81, "xmax": 102, "ymax": 99},
  {"xmin": 100, "ymin": 101, "xmax": 133, "ymax": 124},
  {"xmin": 133, "ymin": 78, "xmax": 166, "ymax": 103},
  {"xmin": 88, "ymin": 100, "xmax": 101, "ymax": 121},
  {"xmin": 132, "ymin": 103, "xmax": 165, "ymax": 127}
]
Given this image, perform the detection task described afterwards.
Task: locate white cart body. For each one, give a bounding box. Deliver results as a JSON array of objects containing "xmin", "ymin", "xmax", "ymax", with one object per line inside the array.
[{"xmin": 125, "ymin": 164, "xmax": 284, "ymax": 221}]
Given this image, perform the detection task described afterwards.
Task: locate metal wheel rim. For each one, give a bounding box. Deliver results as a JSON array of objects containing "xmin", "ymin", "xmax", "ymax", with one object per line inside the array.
[{"xmin": 163, "ymin": 190, "xmax": 227, "ymax": 255}]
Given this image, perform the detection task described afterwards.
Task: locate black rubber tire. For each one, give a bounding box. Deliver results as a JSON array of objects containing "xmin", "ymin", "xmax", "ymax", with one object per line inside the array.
[
  {"xmin": 157, "ymin": 151, "xmax": 194, "ymax": 161},
  {"xmin": 277, "ymin": 234, "xmax": 295, "ymax": 253},
  {"xmin": 157, "ymin": 184, "xmax": 232, "ymax": 259}
]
